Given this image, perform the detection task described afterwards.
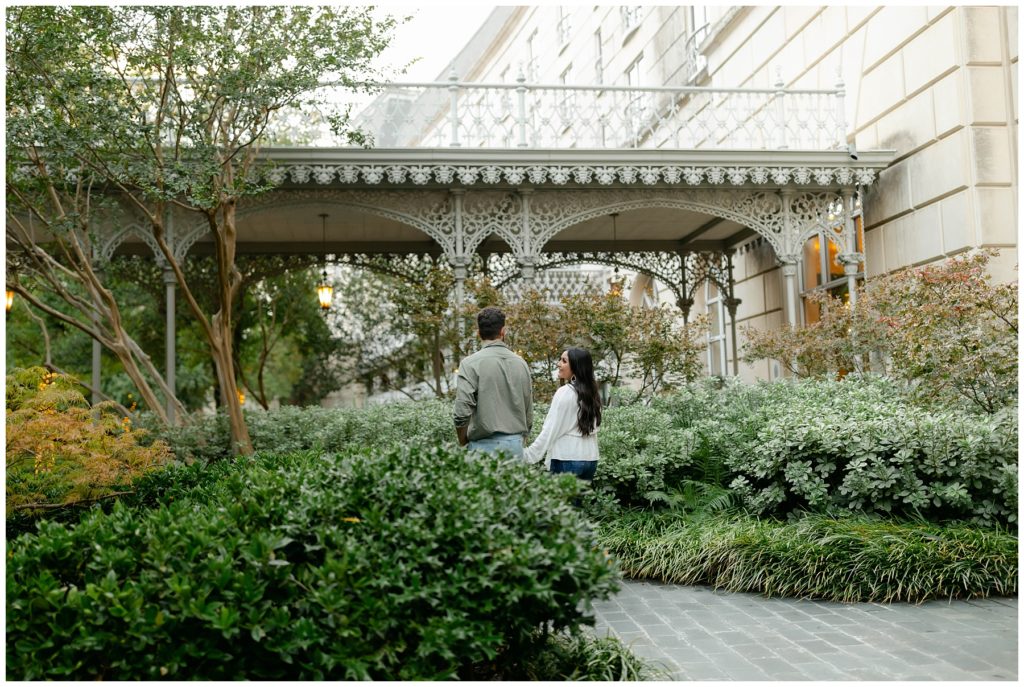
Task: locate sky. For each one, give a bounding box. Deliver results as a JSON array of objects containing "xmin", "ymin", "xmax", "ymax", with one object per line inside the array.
[{"xmin": 374, "ymin": 5, "xmax": 497, "ymax": 82}]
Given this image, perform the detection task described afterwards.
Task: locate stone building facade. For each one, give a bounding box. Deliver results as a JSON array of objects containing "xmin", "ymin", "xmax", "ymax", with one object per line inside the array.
[{"xmin": 442, "ymin": 5, "xmax": 1018, "ymax": 380}]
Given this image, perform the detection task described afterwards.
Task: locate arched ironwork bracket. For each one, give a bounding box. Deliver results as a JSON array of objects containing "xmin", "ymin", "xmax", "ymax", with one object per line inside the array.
[{"xmin": 487, "ymin": 249, "xmax": 741, "ymax": 317}]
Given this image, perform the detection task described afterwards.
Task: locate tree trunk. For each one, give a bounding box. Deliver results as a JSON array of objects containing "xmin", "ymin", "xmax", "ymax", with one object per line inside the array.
[
  {"xmin": 431, "ymin": 331, "xmax": 444, "ymax": 398},
  {"xmin": 211, "ymin": 200, "xmax": 254, "ymax": 456},
  {"xmin": 210, "ymin": 320, "xmax": 253, "ymax": 455}
]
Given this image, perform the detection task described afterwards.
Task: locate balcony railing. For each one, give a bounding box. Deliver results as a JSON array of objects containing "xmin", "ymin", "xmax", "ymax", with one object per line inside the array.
[{"xmin": 281, "ymin": 73, "xmax": 847, "ymax": 151}]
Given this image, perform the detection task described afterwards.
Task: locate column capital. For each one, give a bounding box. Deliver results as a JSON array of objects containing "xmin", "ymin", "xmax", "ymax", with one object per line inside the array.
[
  {"xmin": 517, "ymin": 254, "xmax": 538, "ymax": 280},
  {"xmin": 780, "ymin": 262, "xmax": 799, "ymax": 277},
  {"xmin": 837, "ymin": 252, "xmax": 863, "ymax": 268},
  {"xmin": 448, "ymin": 254, "xmax": 471, "ymax": 279},
  {"xmin": 676, "ymin": 297, "xmax": 694, "ymax": 319}
]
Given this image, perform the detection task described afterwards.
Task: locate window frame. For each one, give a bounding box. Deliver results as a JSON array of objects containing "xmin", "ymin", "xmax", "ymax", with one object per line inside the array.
[
  {"xmin": 557, "ymin": 7, "xmax": 573, "ymax": 48},
  {"xmin": 704, "ymin": 280, "xmax": 728, "ymax": 378},
  {"xmin": 800, "ymin": 205, "xmax": 866, "ymax": 324}
]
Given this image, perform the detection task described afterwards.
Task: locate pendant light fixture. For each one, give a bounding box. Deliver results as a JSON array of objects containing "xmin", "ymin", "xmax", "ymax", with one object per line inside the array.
[{"xmin": 316, "ymin": 213, "xmax": 333, "ymax": 312}]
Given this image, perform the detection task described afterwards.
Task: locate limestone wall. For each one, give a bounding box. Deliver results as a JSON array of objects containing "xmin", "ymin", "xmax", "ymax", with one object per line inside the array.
[{"xmin": 460, "ymin": 6, "xmax": 1018, "ymax": 380}]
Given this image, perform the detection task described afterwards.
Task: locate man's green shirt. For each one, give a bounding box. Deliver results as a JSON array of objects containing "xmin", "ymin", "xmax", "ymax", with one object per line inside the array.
[{"xmin": 453, "ymin": 341, "xmax": 533, "ymax": 441}]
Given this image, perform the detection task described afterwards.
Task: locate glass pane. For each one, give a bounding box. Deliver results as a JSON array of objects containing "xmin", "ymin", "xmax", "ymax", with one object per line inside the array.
[
  {"xmin": 828, "ymin": 238, "xmax": 844, "ymax": 281},
  {"xmin": 711, "ymin": 340, "xmax": 724, "ymax": 377},
  {"xmin": 804, "ymin": 294, "xmax": 821, "ymax": 324},
  {"xmin": 709, "ymin": 301, "xmax": 722, "ymax": 334},
  {"xmin": 830, "ymin": 282, "xmax": 850, "ymax": 304},
  {"xmin": 803, "ymin": 235, "xmax": 822, "ymax": 288}
]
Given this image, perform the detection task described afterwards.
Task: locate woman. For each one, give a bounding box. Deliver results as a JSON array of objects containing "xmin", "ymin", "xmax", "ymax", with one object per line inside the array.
[{"xmin": 523, "ymin": 347, "xmax": 601, "ymax": 480}]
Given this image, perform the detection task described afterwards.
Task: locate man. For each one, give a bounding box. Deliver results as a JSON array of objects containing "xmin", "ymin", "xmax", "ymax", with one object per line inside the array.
[{"xmin": 453, "ymin": 306, "xmax": 533, "ymax": 458}]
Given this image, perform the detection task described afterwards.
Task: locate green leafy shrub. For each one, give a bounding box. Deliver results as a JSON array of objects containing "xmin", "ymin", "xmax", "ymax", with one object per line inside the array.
[
  {"xmin": 598, "ymin": 511, "xmax": 1018, "ymax": 602},
  {"xmin": 6, "ymin": 444, "xmax": 619, "ymax": 680},
  {"xmin": 592, "ymin": 404, "xmax": 697, "ymax": 507},
  {"xmin": 142, "ymin": 399, "xmax": 457, "ymax": 463},
  {"xmin": 721, "ymin": 378, "xmax": 1017, "ymax": 526},
  {"xmin": 6, "ymin": 367, "xmax": 171, "ymax": 520}
]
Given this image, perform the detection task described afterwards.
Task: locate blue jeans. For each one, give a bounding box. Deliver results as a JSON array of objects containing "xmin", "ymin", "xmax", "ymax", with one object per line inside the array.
[
  {"xmin": 550, "ymin": 459, "xmax": 598, "ymax": 481},
  {"xmin": 467, "ymin": 432, "xmax": 524, "ymax": 460}
]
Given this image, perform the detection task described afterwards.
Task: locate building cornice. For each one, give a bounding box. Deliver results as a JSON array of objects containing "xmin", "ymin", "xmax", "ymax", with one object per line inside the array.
[{"xmin": 255, "ymin": 148, "xmax": 897, "ymax": 188}]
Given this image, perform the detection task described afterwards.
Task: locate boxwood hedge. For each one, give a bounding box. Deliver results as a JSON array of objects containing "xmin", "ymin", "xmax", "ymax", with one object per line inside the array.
[{"xmin": 6, "ymin": 444, "xmax": 619, "ymax": 680}]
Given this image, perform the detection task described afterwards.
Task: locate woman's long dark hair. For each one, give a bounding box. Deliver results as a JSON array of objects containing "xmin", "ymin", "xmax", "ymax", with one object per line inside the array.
[{"xmin": 566, "ymin": 347, "xmax": 602, "ymax": 436}]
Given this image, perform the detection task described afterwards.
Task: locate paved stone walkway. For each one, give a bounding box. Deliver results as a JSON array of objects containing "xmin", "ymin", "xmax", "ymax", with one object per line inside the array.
[{"xmin": 592, "ymin": 581, "xmax": 1018, "ymax": 681}]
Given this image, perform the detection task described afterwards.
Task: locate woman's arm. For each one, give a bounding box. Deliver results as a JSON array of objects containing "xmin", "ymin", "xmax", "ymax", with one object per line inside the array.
[{"xmin": 523, "ymin": 386, "xmax": 575, "ymax": 464}]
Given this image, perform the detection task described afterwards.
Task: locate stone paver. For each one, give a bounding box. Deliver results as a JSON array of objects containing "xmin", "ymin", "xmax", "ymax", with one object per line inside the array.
[{"xmin": 592, "ymin": 581, "xmax": 1017, "ymax": 681}]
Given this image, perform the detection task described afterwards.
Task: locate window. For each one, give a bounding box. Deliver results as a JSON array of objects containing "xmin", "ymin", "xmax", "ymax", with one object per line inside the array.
[
  {"xmin": 593, "ymin": 28, "xmax": 604, "ymax": 84},
  {"xmin": 525, "ymin": 30, "xmax": 540, "ymax": 82},
  {"xmin": 687, "ymin": 5, "xmax": 710, "ymax": 33},
  {"xmin": 705, "ymin": 281, "xmax": 728, "ymax": 377},
  {"xmin": 625, "ymin": 55, "xmax": 644, "ymax": 141},
  {"xmin": 621, "ymin": 5, "xmax": 643, "ymax": 31},
  {"xmin": 684, "ymin": 5, "xmax": 711, "ymax": 80},
  {"xmin": 557, "ymin": 7, "xmax": 572, "ymax": 46},
  {"xmin": 626, "ymin": 55, "xmax": 643, "ymax": 87},
  {"xmin": 801, "ymin": 199, "xmax": 866, "ymax": 324}
]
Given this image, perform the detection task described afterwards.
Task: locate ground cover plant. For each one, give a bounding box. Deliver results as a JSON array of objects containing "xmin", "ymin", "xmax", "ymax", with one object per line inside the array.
[
  {"xmin": 597, "ymin": 510, "xmax": 1018, "ymax": 603},
  {"xmin": 7, "ymin": 444, "xmax": 623, "ymax": 680}
]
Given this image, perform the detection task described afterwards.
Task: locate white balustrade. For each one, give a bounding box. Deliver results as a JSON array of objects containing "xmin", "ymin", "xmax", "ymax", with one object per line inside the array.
[{"xmin": 281, "ymin": 78, "xmax": 847, "ymax": 151}]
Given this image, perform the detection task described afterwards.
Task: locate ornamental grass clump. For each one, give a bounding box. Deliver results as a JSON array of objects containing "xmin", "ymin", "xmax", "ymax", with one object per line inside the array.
[
  {"xmin": 6, "ymin": 444, "xmax": 620, "ymax": 680},
  {"xmin": 598, "ymin": 512, "xmax": 1018, "ymax": 603}
]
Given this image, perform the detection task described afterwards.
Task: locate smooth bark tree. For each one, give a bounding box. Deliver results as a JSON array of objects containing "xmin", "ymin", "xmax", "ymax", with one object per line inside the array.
[{"xmin": 6, "ymin": 6, "xmax": 398, "ymax": 453}]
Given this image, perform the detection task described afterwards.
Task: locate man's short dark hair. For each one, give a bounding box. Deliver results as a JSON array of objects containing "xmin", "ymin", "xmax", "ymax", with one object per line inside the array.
[{"xmin": 477, "ymin": 306, "xmax": 506, "ymax": 340}]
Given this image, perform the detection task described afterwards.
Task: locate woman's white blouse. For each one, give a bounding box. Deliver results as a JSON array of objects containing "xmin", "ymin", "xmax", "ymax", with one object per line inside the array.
[{"xmin": 523, "ymin": 384, "xmax": 600, "ymax": 466}]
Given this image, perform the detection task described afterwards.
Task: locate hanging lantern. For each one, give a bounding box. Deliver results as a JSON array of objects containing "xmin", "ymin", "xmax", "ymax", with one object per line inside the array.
[
  {"xmin": 5, "ymin": 289, "xmax": 13, "ymax": 314},
  {"xmin": 316, "ymin": 213, "xmax": 333, "ymax": 311},
  {"xmin": 237, "ymin": 389, "xmax": 245, "ymax": 405},
  {"xmin": 317, "ymin": 268, "xmax": 333, "ymax": 310}
]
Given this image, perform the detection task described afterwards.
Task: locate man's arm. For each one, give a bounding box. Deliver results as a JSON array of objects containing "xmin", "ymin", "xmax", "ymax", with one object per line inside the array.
[
  {"xmin": 453, "ymin": 363, "xmax": 476, "ymax": 446},
  {"xmin": 522, "ymin": 360, "xmax": 534, "ymax": 435}
]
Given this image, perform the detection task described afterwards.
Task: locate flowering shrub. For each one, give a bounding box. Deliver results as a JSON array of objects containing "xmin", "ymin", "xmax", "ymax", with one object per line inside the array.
[
  {"xmin": 6, "ymin": 367, "xmax": 171, "ymax": 517},
  {"xmin": 870, "ymin": 250, "xmax": 1017, "ymax": 413},
  {"xmin": 743, "ymin": 250, "xmax": 1017, "ymax": 413}
]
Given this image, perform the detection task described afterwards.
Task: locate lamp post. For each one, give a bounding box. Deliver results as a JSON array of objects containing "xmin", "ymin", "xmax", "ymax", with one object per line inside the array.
[{"xmin": 316, "ymin": 213, "xmax": 333, "ymax": 312}]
